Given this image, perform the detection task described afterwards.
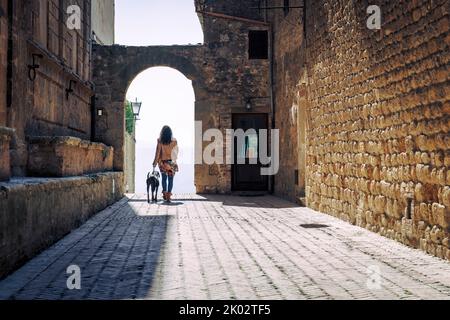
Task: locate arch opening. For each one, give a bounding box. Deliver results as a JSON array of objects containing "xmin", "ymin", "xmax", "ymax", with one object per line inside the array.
[
  {"xmin": 124, "ymin": 67, "xmax": 196, "ymax": 195},
  {"xmin": 112, "ymin": 0, "xmax": 205, "ymax": 195}
]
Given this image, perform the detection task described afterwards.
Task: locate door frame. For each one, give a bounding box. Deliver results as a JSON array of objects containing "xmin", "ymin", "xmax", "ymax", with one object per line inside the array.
[{"xmin": 231, "ymin": 113, "xmax": 269, "ymax": 192}]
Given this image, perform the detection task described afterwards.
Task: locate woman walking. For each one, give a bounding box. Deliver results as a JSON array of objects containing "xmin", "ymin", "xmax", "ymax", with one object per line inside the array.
[{"xmin": 153, "ymin": 126, "xmax": 179, "ymax": 203}]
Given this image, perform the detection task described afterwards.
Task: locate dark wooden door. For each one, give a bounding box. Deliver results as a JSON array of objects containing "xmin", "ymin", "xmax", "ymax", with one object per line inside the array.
[{"xmin": 232, "ymin": 114, "xmax": 269, "ymax": 192}]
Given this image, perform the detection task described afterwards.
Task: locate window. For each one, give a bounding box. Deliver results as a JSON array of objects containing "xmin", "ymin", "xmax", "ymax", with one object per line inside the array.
[
  {"xmin": 248, "ymin": 30, "xmax": 269, "ymax": 60},
  {"xmin": 284, "ymin": 0, "xmax": 290, "ymax": 16}
]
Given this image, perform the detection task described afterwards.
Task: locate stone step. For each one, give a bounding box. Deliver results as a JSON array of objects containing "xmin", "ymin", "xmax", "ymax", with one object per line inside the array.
[{"xmin": 27, "ymin": 136, "xmax": 114, "ymax": 177}]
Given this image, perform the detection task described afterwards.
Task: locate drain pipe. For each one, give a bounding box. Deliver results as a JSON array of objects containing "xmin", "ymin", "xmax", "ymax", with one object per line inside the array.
[
  {"xmin": 269, "ymin": 22, "xmax": 276, "ymax": 195},
  {"xmin": 261, "ymin": 1, "xmax": 276, "ymax": 195},
  {"xmin": 260, "ymin": 1, "xmax": 276, "ymax": 195},
  {"xmin": 258, "ymin": 0, "xmax": 276, "ymax": 194},
  {"xmin": 90, "ymin": 95, "xmax": 97, "ymax": 141}
]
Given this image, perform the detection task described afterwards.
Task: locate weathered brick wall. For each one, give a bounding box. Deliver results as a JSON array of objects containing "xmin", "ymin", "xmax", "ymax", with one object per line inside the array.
[
  {"xmin": 302, "ymin": 0, "xmax": 449, "ymax": 260},
  {"xmin": 29, "ymin": 0, "xmax": 93, "ymax": 141},
  {"xmin": 270, "ymin": 0, "xmax": 306, "ymax": 201},
  {"xmin": 0, "ymin": 127, "xmax": 13, "ymax": 181},
  {"xmin": 7, "ymin": 0, "xmax": 94, "ymax": 176},
  {"xmin": 0, "ymin": 0, "xmax": 6, "ymax": 126},
  {"xmin": 28, "ymin": 62, "xmax": 93, "ymax": 140},
  {"xmin": 198, "ymin": 13, "xmax": 271, "ymax": 193},
  {"xmin": 0, "ymin": 0, "xmax": 10, "ymax": 181}
]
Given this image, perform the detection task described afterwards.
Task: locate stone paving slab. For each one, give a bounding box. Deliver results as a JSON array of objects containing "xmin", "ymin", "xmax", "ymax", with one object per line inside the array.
[{"xmin": 1, "ymin": 194, "xmax": 450, "ymax": 300}]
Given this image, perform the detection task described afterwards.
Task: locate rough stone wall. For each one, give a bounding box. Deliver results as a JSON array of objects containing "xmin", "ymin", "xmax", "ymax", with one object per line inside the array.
[
  {"xmin": 0, "ymin": 172, "xmax": 124, "ymax": 279},
  {"xmin": 269, "ymin": 0, "xmax": 306, "ymax": 202},
  {"xmin": 93, "ymin": 10, "xmax": 271, "ymax": 194},
  {"xmin": 197, "ymin": 13, "xmax": 271, "ymax": 193},
  {"xmin": 0, "ymin": 0, "xmax": 7, "ymax": 126},
  {"xmin": 91, "ymin": 0, "xmax": 115, "ymax": 45},
  {"xmin": 301, "ymin": 0, "xmax": 449, "ymax": 260},
  {"xmin": 8, "ymin": 0, "xmax": 94, "ymax": 176},
  {"xmin": 198, "ymin": 0, "xmax": 263, "ymax": 21}
]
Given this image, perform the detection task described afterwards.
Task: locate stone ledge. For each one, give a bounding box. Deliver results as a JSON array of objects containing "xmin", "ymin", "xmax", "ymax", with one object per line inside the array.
[
  {"xmin": 27, "ymin": 136, "xmax": 114, "ymax": 177},
  {"xmin": 27, "ymin": 136, "xmax": 111, "ymax": 150},
  {"xmin": 0, "ymin": 173, "xmax": 117, "ymax": 195},
  {"xmin": 0, "ymin": 127, "xmax": 15, "ymax": 182},
  {"xmin": 0, "ymin": 172, "xmax": 124, "ymax": 279}
]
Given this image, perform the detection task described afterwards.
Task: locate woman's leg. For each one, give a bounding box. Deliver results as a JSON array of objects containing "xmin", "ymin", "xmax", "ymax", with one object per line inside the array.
[
  {"xmin": 168, "ymin": 175, "xmax": 174, "ymax": 193},
  {"xmin": 161, "ymin": 173, "xmax": 168, "ymax": 192}
]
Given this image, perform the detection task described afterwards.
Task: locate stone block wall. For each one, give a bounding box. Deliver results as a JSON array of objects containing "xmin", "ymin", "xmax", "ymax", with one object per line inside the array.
[
  {"xmin": 269, "ymin": 0, "xmax": 306, "ymax": 201},
  {"xmin": 0, "ymin": 0, "xmax": 7, "ymax": 126},
  {"xmin": 0, "ymin": 172, "xmax": 124, "ymax": 279},
  {"xmin": 27, "ymin": 136, "xmax": 113, "ymax": 177},
  {"xmin": 197, "ymin": 0, "xmax": 263, "ymax": 21},
  {"xmin": 7, "ymin": 0, "xmax": 94, "ymax": 177},
  {"xmin": 302, "ymin": 0, "xmax": 449, "ymax": 260}
]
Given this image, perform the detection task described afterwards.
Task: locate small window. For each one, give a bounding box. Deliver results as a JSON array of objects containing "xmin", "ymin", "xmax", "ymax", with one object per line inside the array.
[
  {"xmin": 248, "ymin": 30, "xmax": 269, "ymax": 60},
  {"xmin": 284, "ymin": 0, "xmax": 290, "ymax": 16}
]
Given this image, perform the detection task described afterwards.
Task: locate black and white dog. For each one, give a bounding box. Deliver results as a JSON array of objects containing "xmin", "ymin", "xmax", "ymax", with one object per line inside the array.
[{"xmin": 146, "ymin": 171, "xmax": 161, "ymax": 203}]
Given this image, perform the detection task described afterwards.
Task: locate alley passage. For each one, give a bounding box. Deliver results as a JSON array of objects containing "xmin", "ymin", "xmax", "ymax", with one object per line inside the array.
[{"xmin": 1, "ymin": 195, "xmax": 450, "ymax": 300}]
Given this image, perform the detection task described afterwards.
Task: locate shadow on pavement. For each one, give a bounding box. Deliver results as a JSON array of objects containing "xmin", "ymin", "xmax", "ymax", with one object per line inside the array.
[
  {"xmin": 129, "ymin": 195, "xmax": 299, "ymax": 209},
  {"xmin": 202, "ymin": 194, "xmax": 300, "ymax": 209},
  {"xmin": 3, "ymin": 202, "xmax": 169, "ymax": 300}
]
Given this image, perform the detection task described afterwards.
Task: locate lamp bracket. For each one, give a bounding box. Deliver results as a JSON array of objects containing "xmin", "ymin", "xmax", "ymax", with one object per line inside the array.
[
  {"xmin": 28, "ymin": 54, "xmax": 43, "ymax": 81},
  {"xmin": 66, "ymin": 80, "xmax": 77, "ymax": 100}
]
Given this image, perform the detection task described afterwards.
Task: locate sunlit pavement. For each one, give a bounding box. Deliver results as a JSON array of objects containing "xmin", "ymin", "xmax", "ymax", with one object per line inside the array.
[{"xmin": 1, "ymin": 194, "xmax": 450, "ymax": 300}]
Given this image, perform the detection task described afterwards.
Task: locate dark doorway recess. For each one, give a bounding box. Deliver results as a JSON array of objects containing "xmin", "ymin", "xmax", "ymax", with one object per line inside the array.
[
  {"xmin": 232, "ymin": 113, "xmax": 269, "ymax": 192},
  {"xmin": 249, "ymin": 30, "xmax": 269, "ymax": 59}
]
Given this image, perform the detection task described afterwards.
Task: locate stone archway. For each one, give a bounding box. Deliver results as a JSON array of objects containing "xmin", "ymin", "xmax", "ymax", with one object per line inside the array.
[
  {"xmin": 91, "ymin": 12, "xmax": 272, "ymax": 194},
  {"xmin": 92, "ymin": 45, "xmax": 206, "ymax": 173}
]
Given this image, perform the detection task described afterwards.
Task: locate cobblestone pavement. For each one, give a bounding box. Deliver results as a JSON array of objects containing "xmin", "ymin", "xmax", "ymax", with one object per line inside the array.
[{"xmin": 1, "ymin": 194, "xmax": 450, "ymax": 300}]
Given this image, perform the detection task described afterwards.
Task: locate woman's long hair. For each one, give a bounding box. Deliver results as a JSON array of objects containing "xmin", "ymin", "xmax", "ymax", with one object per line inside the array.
[{"xmin": 159, "ymin": 126, "xmax": 173, "ymax": 145}]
